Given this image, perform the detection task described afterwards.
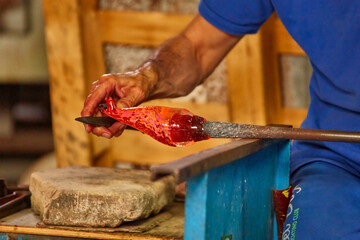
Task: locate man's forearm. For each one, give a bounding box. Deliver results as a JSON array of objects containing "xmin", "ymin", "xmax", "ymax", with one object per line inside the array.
[
  {"xmin": 138, "ymin": 34, "xmax": 203, "ymax": 100},
  {"xmin": 137, "ymin": 14, "xmax": 242, "ymax": 100}
]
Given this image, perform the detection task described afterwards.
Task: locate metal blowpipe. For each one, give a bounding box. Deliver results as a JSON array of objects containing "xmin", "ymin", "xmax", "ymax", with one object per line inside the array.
[{"xmin": 204, "ymin": 121, "xmax": 360, "ymax": 143}]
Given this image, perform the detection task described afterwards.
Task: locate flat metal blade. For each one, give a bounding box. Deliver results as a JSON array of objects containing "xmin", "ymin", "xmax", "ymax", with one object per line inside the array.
[
  {"xmin": 75, "ymin": 116, "xmax": 117, "ymax": 128},
  {"xmin": 75, "ymin": 116, "xmax": 139, "ymax": 131}
]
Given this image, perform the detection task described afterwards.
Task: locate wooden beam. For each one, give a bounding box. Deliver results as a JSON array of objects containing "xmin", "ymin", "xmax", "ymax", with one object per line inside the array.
[
  {"xmin": 226, "ymin": 34, "xmax": 267, "ymax": 125},
  {"xmin": 99, "ymin": 10, "xmax": 193, "ymax": 46},
  {"xmin": 79, "ymin": 0, "xmax": 106, "ymax": 88},
  {"xmin": 261, "ymin": 16, "xmax": 284, "ymax": 125},
  {"xmin": 0, "ymin": 225, "xmax": 180, "ymax": 240},
  {"xmin": 260, "ymin": 14, "xmax": 308, "ymax": 126},
  {"xmin": 42, "ymin": 0, "xmax": 92, "ymax": 167},
  {"xmin": 280, "ymin": 108, "xmax": 308, "ymax": 128},
  {"xmin": 273, "ymin": 16, "xmax": 306, "ymax": 55},
  {"xmin": 78, "ymin": 0, "xmax": 110, "ymax": 158}
]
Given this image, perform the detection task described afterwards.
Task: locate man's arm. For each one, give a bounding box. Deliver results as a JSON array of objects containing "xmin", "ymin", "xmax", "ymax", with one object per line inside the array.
[
  {"xmin": 147, "ymin": 14, "xmax": 243, "ymax": 99},
  {"xmin": 81, "ymin": 14, "xmax": 243, "ymax": 138}
]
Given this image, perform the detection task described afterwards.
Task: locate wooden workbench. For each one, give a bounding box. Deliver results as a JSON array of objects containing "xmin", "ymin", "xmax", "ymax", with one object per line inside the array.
[{"xmin": 0, "ymin": 203, "xmax": 184, "ymax": 240}]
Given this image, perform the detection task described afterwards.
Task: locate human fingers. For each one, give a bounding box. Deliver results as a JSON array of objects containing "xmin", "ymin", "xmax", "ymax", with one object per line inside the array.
[
  {"xmin": 108, "ymin": 121, "xmax": 126, "ymax": 137},
  {"xmin": 114, "ymin": 80, "xmax": 149, "ymax": 108},
  {"xmin": 82, "ymin": 73, "xmax": 144, "ymax": 116},
  {"xmin": 86, "ymin": 96, "xmax": 127, "ymax": 138},
  {"xmin": 81, "ymin": 108, "xmax": 103, "ymax": 134},
  {"xmin": 92, "ymin": 126, "xmax": 113, "ymax": 139},
  {"xmin": 91, "ymin": 108, "xmax": 113, "ymax": 138},
  {"xmin": 81, "ymin": 75, "xmax": 118, "ymax": 132},
  {"xmin": 89, "ymin": 114, "xmax": 126, "ymax": 138},
  {"xmin": 82, "ymin": 72, "xmax": 152, "ymax": 137},
  {"xmin": 81, "ymin": 77, "xmax": 116, "ymax": 117}
]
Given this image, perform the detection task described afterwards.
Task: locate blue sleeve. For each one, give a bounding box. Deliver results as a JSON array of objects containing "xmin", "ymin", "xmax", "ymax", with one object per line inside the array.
[{"xmin": 199, "ymin": 0, "xmax": 274, "ymax": 35}]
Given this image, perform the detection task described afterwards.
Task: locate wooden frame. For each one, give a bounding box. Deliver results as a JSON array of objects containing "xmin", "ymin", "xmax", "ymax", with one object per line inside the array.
[
  {"xmin": 43, "ymin": 0, "xmax": 307, "ymax": 167},
  {"xmin": 261, "ymin": 14, "xmax": 308, "ymax": 127}
]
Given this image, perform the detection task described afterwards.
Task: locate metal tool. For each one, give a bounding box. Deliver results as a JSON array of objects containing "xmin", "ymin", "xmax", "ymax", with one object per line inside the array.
[
  {"xmin": 75, "ymin": 116, "xmax": 137, "ymax": 130},
  {"xmin": 204, "ymin": 121, "xmax": 360, "ymax": 143},
  {"xmin": 0, "ymin": 179, "xmax": 31, "ymax": 219},
  {"xmin": 76, "ymin": 116, "xmax": 117, "ymax": 127},
  {"xmin": 76, "ymin": 116, "xmax": 360, "ymax": 143}
]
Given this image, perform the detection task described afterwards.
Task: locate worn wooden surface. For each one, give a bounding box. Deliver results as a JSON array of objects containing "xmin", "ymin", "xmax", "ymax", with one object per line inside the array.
[
  {"xmin": 271, "ymin": 16, "xmax": 305, "ymax": 55},
  {"xmin": 184, "ymin": 140, "xmax": 290, "ymax": 240},
  {"xmin": 0, "ymin": 233, "xmax": 91, "ymax": 240},
  {"xmin": 227, "ymin": 34, "xmax": 267, "ymax": 125},
  {"xmin": 42, "ymin": 0, "xmax": 92, "ymax": 167},
  {"xmin": 99, "ymin": 10, "xmax": 193, "ymax": 46},
  {"xmin": 0, "ymin": 203, "xmax": 184, "ymax": 240},
  {"xmin": 225, "ymin": 13, "xmax": 308, "ymax": 127},
  {"xmin": 261, "ymin": 14, "xmax": 308, "ymax": 127},
  {"xmin": 78, "ymin": 0, "xmax": 111, "ymax": 159}
]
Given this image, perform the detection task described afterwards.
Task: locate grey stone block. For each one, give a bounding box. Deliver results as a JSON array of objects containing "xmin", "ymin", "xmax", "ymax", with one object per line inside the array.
[{"xmin": 30, "ymin": 166, "xmax": 175, "ymax": 227}]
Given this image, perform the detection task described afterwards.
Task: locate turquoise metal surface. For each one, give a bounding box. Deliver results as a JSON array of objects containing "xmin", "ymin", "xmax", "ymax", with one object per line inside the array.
[{"xmin": 184, "ymin": 140, "xmax": 290, "ymax": 240}]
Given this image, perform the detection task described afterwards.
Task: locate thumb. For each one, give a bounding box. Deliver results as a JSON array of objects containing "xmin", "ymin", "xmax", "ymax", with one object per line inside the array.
[
  {"xmin": 116, "ymin": 92, "xmax": 145, "ymax": 109},
  {"xmin": 116, "ymin": 100, "xmax": 130, "ymax": 109}
]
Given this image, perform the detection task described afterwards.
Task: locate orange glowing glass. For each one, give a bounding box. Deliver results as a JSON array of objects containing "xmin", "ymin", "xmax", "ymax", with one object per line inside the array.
[{"xmin": 102, "ymin": 97, "xmax": 210, "ymax": 146}]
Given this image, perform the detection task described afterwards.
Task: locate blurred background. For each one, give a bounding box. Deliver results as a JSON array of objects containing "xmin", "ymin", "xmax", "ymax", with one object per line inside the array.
[
  {"xmin": 0, "ymin": 0, "xmax": 54, "ymax": 185},
  {"xmin": 0, "ymin": 0, "xmax": 312, "ymax": 185}
]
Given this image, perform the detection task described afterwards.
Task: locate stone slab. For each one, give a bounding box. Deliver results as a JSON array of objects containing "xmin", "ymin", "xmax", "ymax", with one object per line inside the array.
[
  {"xmin": 29, "ymin": 166, "xmax": 175, "ymax": 227},
  {"xmin": 37, "ymin": 211, "xmax": 173, "ymax": 233}
]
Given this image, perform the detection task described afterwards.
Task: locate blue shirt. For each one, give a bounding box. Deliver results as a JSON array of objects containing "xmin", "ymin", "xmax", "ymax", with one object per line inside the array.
[{"xmin": 199, "ymin": 0, "xmax": 360, "ymax": 176}]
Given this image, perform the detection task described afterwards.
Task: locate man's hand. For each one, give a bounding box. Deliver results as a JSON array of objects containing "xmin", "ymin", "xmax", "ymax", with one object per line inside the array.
[{"xmin": 81, "ymin": 62, "xmax": 158, "ymax": 139}]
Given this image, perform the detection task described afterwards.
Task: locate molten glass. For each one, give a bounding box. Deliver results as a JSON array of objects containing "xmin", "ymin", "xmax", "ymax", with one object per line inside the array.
[{"xmin": 102, "ymin": 98, "xmax": 210, "ymax": 147}]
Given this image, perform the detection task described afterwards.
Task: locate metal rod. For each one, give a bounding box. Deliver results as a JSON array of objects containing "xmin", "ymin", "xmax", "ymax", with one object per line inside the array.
[{"xmin": 204, "ymin": 122, "xmax": 360, "ymax": 143}]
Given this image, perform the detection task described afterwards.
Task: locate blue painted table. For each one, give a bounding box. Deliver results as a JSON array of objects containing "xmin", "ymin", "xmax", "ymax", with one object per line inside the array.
[{"xmin": 152, "ymin": 138, "xmax": 290, "ymax": 240}]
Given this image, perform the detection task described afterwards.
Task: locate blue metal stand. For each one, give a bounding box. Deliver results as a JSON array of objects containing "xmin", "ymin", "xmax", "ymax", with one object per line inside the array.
[{"xmin": 184, "ymin": 140, "xmax": 290, "ymax": 240}]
